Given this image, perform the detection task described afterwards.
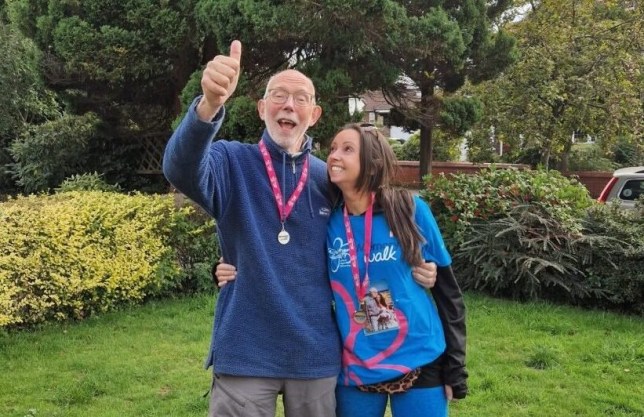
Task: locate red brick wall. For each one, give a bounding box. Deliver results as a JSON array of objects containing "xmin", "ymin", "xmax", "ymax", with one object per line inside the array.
[
  {"xmin": 394, "ymin": 161, "xmax": 612, "ymax": 199},
  {"xmin": 393, "ymin": 161, "xmax": 530, "ymax": 187},
  {"xmin": 562, "ymin": 171, "xmax": 613, "ymax": 198}
]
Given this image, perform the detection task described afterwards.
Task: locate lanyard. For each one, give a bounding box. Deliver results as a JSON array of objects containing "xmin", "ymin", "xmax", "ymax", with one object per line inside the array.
[
  {"xmin": 259, "ymin": 140, "xmax": 309, "ymax": 226},
  {"xmin": 343, "ymin": 192, "xmax": 375, "ymax": 301}
]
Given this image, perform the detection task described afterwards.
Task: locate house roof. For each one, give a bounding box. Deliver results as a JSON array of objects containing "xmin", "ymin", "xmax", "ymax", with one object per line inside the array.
[
  {"xmin": 361, "ymin": 90, "xmax": 393, "ymax": 112},
  {"xmin": 361, "ymin": 88, "xmax": 420, "ymax": 112}
]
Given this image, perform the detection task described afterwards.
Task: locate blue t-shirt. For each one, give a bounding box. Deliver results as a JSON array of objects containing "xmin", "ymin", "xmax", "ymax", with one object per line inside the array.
[{"xmin": 327, "ymin": 196, "xmax": 451, "ymax": 386}]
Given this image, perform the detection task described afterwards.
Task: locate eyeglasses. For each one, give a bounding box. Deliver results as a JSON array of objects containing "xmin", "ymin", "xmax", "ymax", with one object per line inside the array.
[{"xmin": 266, "ymin": 89, "xmax": 315, "ymax": 107}]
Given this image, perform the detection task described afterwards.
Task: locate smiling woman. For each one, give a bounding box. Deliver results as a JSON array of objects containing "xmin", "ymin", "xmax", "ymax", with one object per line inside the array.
[
  {"xmin": 327, "ymin": 128, "xmax": 362, "ymax": 197},
  {"xmin": 325, "ymin": 122, "xmax": 468, "ymax": 417}
]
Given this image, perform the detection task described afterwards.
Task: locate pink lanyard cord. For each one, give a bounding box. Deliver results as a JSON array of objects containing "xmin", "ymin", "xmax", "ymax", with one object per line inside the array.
[
  {"xmin": 343, "ymin": 192, "xmax": 375, "ymax": 301},
  {"xmin": 259, "ymin": 140, "xmax": 309, "ymax": 225}
]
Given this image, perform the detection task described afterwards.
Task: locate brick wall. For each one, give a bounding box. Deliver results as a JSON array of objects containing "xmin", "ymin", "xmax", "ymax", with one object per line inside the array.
[
  {"xmin": 393, "ymin": 161, "xmax": 530, "ymax": 187},
  {"xmin": 562, "ymin": 171, "xmax": 613, "ymax": 198}
]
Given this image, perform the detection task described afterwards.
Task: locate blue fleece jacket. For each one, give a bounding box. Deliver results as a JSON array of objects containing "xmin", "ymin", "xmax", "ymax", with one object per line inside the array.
[{"xmin": 163, "ymin": 98, "xmax": 341, "ymax": 379}]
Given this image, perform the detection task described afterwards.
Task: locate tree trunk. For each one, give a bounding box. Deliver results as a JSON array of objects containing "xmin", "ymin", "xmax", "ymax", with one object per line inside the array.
[
  {"xmin": 541, "ymin": 146, "xmax": 551, "ymax": 168},
  {"xmin": 418, "ymin": 87, "xmax": 435, "ymax": 181},
  {"xmin": 558, "ymin": 136, "xmax": 573, "ymax": 171},
  {"xmin": 419, "ymin": 124, "xmax": 434, "ymax": 179}
]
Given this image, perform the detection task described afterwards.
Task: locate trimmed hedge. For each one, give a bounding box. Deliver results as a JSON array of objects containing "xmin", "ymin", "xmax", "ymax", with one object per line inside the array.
[{"xmin": 0, "ymin": 191, "xmax": 217, "ymax": 328}]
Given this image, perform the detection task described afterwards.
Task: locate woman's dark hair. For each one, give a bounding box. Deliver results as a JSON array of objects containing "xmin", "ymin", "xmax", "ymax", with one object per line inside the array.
[
  {"xmin": 329, "ymin": 123, "xmax": 425, "ymax": 266},
  {"xmin": 376, "ymin": 293, "xmax": 389, "ymax": 308}
]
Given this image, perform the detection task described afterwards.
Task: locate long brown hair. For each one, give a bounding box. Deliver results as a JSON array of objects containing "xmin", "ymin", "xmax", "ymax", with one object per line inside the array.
[{"xmin": 329, "ymin": 123, "xmax": 425, "ymax": 266}]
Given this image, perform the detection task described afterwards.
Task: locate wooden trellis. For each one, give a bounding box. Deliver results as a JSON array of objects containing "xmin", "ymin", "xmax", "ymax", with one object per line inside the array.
[{"xmin": 137, "ymin": 135, "xmax": 166, "ymax": 174}]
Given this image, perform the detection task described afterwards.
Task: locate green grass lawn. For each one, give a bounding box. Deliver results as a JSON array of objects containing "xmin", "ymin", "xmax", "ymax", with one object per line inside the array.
[{"xmin": 1, "ymin": 293, "xmax": 642, "ymax": 417}]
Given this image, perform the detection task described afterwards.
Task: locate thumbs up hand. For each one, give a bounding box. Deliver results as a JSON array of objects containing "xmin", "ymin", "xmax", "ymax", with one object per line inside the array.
[{"xmin": 197, "ymin": 40, "xmax": 242, "ymax": 121}]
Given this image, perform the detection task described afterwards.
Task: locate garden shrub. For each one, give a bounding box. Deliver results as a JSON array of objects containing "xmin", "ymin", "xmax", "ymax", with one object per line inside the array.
[
  {"xmin": 56, "ymin": 172, "xmax": 122, "ymax": 193},
  {"xmin": 163, "ymin": 195, "xmax": 220, "ymax": 295},
  {"xmin": 422, "ymin": 167, "xmax": 643, "ymax": 313},
  {"xmin": 421, "ymin": 167, "xmax": 594, "ymax": 252},
  {"xmin": 567, "ymin": 144, "xmax": 617, "ymax": 172},
  {"xmin": 612, "ymin": 135, "xmax": 643, "ymax": 167},
  {"xmin": 394, "ymin": 132, "xmax": 420, "ymax": 161},
  {"xmin": 454, "ymin": 203, "xmax": 611, "ymax": 303},
  {"xmin": 581, "ymin": 202, "xmax": 644, "ymax": 314},
  {"xmin": 393, "ymin": 130, "xmax": 461, "ymax": 162},
  {"xmin": 0, "ymin": 191, "xmax": 217, "ymax": 328},
  {"xmin": 9, "ymin": 113, "xmax": 101, "ymax": 193}
]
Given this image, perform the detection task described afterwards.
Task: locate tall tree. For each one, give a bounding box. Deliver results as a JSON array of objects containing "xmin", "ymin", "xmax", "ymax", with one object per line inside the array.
[
  {"xmin": 0, "ymin": 22, "xmax": 59, "ymax": 191},
  {"xmin": 6, "ymin": 0, "xmax": 516, "ymax": 189},
  {"xmin": 466, "ymin": 0, "xmax": 643, "ymax": 169},
  {"xmin": 377, "ymin": 1, "xmax": 517, "ymax": 177},
  {"xmin": 7, "ymin": 0, "xmax": 202, "ymax": 184},
  {"xmin": 193, "ymin": 0, "xmax": 516, "ymax": 172},
  {"xmin": 193, "ymin": 0, "xmax": 377, "ymax": 144}
]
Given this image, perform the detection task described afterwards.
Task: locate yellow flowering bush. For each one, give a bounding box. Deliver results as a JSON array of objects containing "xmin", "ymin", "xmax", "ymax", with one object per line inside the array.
[{"xmin": 0, "ymin": 191, "xmax": 216, "ymax": 328}]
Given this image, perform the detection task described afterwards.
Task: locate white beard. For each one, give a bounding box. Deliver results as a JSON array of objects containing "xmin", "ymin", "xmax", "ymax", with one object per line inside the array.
[{"xmin": 265, "ymin": 125, "xmax": 303, "ymax": 153}]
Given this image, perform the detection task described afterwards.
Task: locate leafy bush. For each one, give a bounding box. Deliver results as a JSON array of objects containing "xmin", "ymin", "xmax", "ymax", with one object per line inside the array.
[
  {"xmin": 568, "ymin": 144, "xmax": 617, "ymax": 172},
  {"xmin": 421, "ymin": 167, "xmax": 594, "ymax": 251},
  {"xmin": 454, "ymin": 200, "xmax": 644, "ymax": 313},
  {"xmin": 0, "ymin": 191, "xmax": 217, "ymax": 328},
  {"xmin": 9, "ymin": 113, "xmax": 100, "ymax": 193},
  {"xmin": 392, "ymin": 130, "xmax": 460, "ymax": 162},
  {"xmin": 176, "ymin": 75, "xmax": 263, "ymax": 142},
  {"xmin": 394, "ymin": 132, "xmax": 420, "ymax": 161},
  {"xmin": 454, "ymin": 203, "xmax": 609, "ymax": 303},
  {"xmin": 163, "ymin": 195, "xmax": 220, "ymax": 295},
  {"xmin": 581, "ymin": 202, "xmax": 644, "ymax": 314},
  {"xmin": 425, "ymin": 167, "xmax": 643, "ymax": 312},
  {"xmin": 464, "ymin": 127, "xmax": 502, "ymax": 164},
  {"xmin": 0, "ymin": 25, "xmax": 61, "ymax": 192},
  {"xmin": 56, "ymin": 172, "xmax": 122, "ymax": 193},
  {"xmin": 612, "ymin": 135, "xmax": 643, "ymax": 167}
]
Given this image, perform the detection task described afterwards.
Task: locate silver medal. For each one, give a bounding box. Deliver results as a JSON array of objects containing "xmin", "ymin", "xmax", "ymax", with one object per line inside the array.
[{"xmin": 278, "ymin": 229, "xmax": 290, "ymax": 245}]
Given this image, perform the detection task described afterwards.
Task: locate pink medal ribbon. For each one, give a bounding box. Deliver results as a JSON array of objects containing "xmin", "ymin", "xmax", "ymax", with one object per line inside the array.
[
  {"xmin": 343, "ymin": 192, "xmax": 375, "ymax": 322},
  {"xmin": 259, "ymin": 140, "xmax": 309, "ymax": 244}
]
